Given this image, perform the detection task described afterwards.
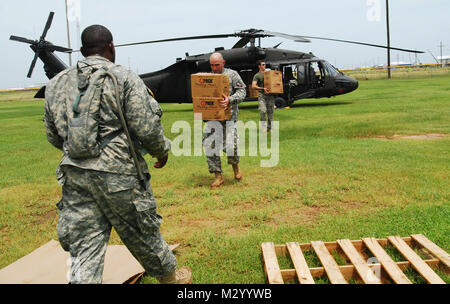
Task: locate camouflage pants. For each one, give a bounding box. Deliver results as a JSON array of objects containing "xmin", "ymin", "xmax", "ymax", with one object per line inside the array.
[
  {"xmin": 202, "ymin": 120, "xmax": 239, "ymax": 173},
  {"xmin": 56, "ymin": 165, "xmax": 177, "ymax": 284},
  {"xmin": 258, "ymin": 92, "xmax": 275, "ymax": 130}
]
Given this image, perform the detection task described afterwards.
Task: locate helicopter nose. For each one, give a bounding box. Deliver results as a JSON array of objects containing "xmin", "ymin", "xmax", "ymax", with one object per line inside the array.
[
  {"xmin": 335, "ymin": 76, "xmax": 358, "ymax": 94},
  {"xmin": 350, "ymin": 78, "xmax": 358, "ymax": 92}
]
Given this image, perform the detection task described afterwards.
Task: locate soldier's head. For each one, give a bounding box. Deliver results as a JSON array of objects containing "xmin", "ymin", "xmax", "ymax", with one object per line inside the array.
[
  {"xmin": 210, "ymin": 52, "xmax": 225, "ymax": 74},
  {"xmin": 80, "ymin": 25, "xmax": 115, "ymax": 63},
  {"xmin": 257, "ymin": 60, "xmax": 266, "ymax": 72}
]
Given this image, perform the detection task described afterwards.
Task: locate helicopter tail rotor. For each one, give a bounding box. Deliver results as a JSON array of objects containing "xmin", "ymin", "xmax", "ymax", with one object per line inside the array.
[{"xmin": 9, "ymin": 11, "xmax": 72, "ymax": 78}]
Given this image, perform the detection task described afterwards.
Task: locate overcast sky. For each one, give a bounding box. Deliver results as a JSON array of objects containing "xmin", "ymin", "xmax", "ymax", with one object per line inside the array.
[{"xmin": 1, "ymin": 0, "xmax": 449, "ymax": 89}]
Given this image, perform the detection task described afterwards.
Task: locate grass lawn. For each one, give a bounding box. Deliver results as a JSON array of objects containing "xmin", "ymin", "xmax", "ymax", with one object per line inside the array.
[{"xmin": 0, "ymin": 73, "xmax": 449, "ymax": 284}]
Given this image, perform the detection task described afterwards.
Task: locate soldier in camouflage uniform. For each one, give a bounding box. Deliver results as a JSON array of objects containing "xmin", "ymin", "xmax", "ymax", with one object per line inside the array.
[
  {"xmin": 44, "ymin": 25, "xmax": 192, "ymax": 284},
  {"xmin": 252, "ymin": 60, "xmax": 275, "ymax": 132},
  {"xmin": 203, "ymin": 53, "xmax": 246, "ymax": 188}
]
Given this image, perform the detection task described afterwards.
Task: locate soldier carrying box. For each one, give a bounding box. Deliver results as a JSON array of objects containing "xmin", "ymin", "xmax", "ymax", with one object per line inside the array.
[
  {"xmin": 201, "ymin": 52, "xmax": 246, "ymax": 188},
  {"xmin": 252, "ymin": 60, "xmax": 277, "ymax": 133}
]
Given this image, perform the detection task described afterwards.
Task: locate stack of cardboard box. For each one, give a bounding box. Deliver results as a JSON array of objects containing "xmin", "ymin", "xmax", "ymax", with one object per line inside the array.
[{"xmin": 191, "ymin": 73, "xmax": 231, "ymax": 120}]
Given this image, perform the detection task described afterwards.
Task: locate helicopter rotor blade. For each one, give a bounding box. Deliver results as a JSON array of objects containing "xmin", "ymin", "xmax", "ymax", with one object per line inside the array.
[
  {"xmin": 48, "ymin": 44, "xmax": 73, "ymax": 53},
  {"xmin": 27, "ymin": 51, "xmax": 40, "ymax": 78},
  {"xmin": 10, "ymin": 35, "xmax": 36, "ymax": 45},
  {"xmin": 301, "ymin": 35, "xmax": 424, "ymax": 53},
  {"xmin": 112, "ymin": 29, "xmax": 311, "ymax": 51},
  {"xmin": 40, "ymin": 11, "xmax": 54, "ymax": 41},
  {"xmin": 113, "ymin": 33, "xmax": 235, "ymax": 49},
  {"xmin": 260, "ymin": 30, "xmax": 311, "ymax": 43},
  {"xmin": 273, "ymin": 42, "xmax": 282, "ymax": 49},
  {"xmin": 232, "ymin": 37, "xmax": 251, "ymax": 49}
]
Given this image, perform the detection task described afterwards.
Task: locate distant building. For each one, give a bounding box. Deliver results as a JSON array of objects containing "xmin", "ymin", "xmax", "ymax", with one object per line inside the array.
[
  {"xmin": 437, "ymin": 55, "xmax": 450, "ymax": 64},
  {"xmin": 390, "ymin": 61, "xmax": 413, "ymax": 67}
]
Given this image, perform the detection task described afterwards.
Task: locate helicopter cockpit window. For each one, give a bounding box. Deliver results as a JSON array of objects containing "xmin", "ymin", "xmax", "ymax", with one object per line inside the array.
[
  {"xmin": 323, "ymin": 61, "xmax": 341, "ymax": 77},
  {"xmin": 295, "ymin": 64, "xmax": 305, "ymax": 85},
  {"xmin": 283, "ymin": 65, "xmax": 303, "ymax": 86},
  {"xmin": 309, "ymin": 62, "xmax": 320, "ymax": 82}
]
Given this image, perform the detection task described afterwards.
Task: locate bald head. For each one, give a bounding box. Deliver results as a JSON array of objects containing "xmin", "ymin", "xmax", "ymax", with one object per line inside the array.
[
  {"xmin": 80, "ymin": 24, "xmax": 115, "ymax": 62},
  {"xmin": 209, "ymin": 52, "xmax": 225, "ymax": 74},
  {"xmin": 210, "ymin": 52, "xmax": 224, "ymax": 61}
]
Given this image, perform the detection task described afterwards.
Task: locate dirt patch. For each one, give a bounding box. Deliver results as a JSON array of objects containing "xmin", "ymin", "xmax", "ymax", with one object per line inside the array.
[
  {"xmin": 33, "ymin": 209, "xmax": 57, "ymax": 225},
  {"xmin": 375, "ymin": 133, "xmax": 447, "ymax": 140},
  {"xmin": 269, "ymin": 205, "xmax": 327, "ymax": 227}
]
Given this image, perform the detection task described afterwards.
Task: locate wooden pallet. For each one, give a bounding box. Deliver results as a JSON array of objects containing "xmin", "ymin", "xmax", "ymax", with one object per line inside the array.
[{"xmin": 261, "ymin": 234, "xmax": 449, "ymax": 284}]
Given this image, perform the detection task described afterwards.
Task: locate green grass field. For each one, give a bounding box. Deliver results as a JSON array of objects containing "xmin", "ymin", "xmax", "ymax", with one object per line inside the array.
[{"xmin": 0, "ymin": 73, "xmax": 449, "ymax": 284}]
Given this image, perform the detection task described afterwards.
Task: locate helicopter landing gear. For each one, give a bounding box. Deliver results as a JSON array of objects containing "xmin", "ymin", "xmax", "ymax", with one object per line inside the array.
[{"xmin": 274, "ymin": 97, "xmax": 289, "ymax": 109}]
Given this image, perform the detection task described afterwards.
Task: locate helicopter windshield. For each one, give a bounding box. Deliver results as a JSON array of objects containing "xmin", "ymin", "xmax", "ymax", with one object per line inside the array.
[{"xmin": 323, "ymin": 62, "xmax": 342, "ymax": 77}]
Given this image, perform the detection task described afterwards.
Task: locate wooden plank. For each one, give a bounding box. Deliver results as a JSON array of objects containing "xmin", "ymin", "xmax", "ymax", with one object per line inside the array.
[
  {"xmin": 311, "ymin": 241, "xmax": 347, "ymax": 284},
  {"xmin": 362, "ymin": 237, "xmax": 411, "ymax": 284},
  {"xmin": 411, "ymin": 234, "xmax": 450, "ymax": 268},
  {"xmin": 388, "ymin": 236, "xmax": 445, "ymax": 284},
  {"xmin": 276, "ymin": 237, "xmax": 413, "ymax": 253},
  {"xmin": 337, "ymin": 239, "xmax": 382, "ymax": 284},
  {"xmin": 261, "ymin": 242, "xmax": 284, "ymax": 284},
  {"xmin": 286, "ymin": 242, "xmax": 315, "ymax": 284},
  {"xmin": 280, "ymin": 258, "xmax": 441, "ymax": 281}
]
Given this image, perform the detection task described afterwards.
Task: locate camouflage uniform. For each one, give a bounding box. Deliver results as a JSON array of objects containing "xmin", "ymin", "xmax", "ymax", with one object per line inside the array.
[
  {"xmin": 44, "ymin": 55, "xmax": 177, "ymax": 283},
  {"xmin": 253, "ymin": 72, "xmax": 275, "ymax": 130},
  {"xmin": 257, "ymin": 91, "xmax": 275, "ymax": 130},
  {"xmin": 202, "ymin": 68, "xmax": 246, "ymax": 173}
]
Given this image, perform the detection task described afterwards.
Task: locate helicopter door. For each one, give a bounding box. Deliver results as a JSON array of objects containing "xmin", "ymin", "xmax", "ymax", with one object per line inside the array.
[
  {"xmin": 307, "ymin": 62, "xmax": 323, "ymax": 89},
  {"xmin": 282, "ymin": 64, "xmax": 308, "ymax": 102},
  {"xmin": 318, "ymin": 61, "xmax": 336, "ymax": 95}
]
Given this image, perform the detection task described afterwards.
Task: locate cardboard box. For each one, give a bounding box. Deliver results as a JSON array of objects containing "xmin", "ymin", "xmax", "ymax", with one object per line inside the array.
[
  {"xmin": 0, "ymin": 239, "xmax": 179, "ymax": 284},
  {"xmin": 191, "ymin": 73, "xmax": 231, "ymax": 120},
  {"xmin": 191, "ymin": 73, "xmax": 230, "ymax": 98},
  {"xmin": 193, "ymin": 97, "xmax": 231, "ymax": 121},
  {"xmin": 264, "ymin": 70, "xmax": 284, "ymax": 94}
]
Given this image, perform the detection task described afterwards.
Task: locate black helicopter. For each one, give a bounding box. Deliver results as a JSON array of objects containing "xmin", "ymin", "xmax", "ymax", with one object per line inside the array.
[{"xmin": 10, "ymin": 12, "xmax": 423, "ymax": 108}]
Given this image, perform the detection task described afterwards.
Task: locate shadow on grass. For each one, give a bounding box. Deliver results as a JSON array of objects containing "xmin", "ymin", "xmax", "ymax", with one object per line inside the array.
[
  {"xmin": 286, "ymin": 101, "xmax": 353, "ymax": 108},
  {"xmin": 239, "ymin": 101, "xmax": 353, "ymax": 110},
  {"xmin": 160, "ymin": 100, "xmax": 352, "ymax": 113},
  {"xmin": 185, "ymin": 172, "xmax": 243, "ymax": 188}
]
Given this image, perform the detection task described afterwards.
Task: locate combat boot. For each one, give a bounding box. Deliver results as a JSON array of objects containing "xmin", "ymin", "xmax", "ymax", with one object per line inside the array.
[
  {"xmin": 232, "ymin": 164, "xmax": 243, "ymax": 181},
  {"xmin": 210, "ymin": 172, "xmax": 224, "ymax": 188},
  {"xmin": 157, "ymin": 266, "xmax": 193, "ymax": 284}
]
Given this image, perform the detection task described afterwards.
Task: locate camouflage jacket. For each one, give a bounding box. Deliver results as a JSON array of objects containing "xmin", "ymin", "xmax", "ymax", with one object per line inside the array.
[
  {"xmin": 222, "ymin": 68, "xmax": 246, "ymax": 121},
  {"xmin": 44, "ymin": 55, "xmax": 171, "ymax": 176}
]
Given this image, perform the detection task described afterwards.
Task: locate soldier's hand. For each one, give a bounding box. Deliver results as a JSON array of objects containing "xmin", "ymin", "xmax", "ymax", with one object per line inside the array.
[
  {"xmin": 154, "ymin": 154, "xmax": 168, "ymax": 169},
  {"xmin": 220, "ymin": 94, "xmax": 229, "ymax": 108},
  {"xmin": 264, "ymin": 88, "xmax": 270, "ymax": 94}
]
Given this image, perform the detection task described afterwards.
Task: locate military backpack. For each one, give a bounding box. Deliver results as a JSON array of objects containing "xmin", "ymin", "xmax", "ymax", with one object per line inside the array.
[{"xmin": 67, "ymin": 65, "xmax": 119, "ymax": 159}]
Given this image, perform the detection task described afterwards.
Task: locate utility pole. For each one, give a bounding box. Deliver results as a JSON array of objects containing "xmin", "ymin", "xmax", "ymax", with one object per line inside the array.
[
  {"xmin": 65, "ymin": 0, "xmax": 72, "ymax": 66},
  {"xmin": 439, "ymin": 41, "xmax": 444, "ymax": 67},
  {"xmin": 386, "ymin": 0, "xmax": 391, "ymax": 79}
]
